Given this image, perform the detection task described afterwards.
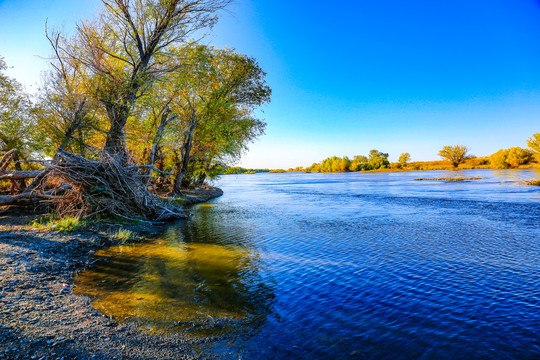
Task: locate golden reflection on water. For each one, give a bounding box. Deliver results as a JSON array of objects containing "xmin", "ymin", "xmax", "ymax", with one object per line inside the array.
[{"xmin": 74, "ymin": 232, "xmax": 274, "ymax": 335}]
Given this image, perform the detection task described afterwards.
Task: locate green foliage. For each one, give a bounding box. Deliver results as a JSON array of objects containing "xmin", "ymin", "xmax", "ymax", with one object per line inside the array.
[
  {"xmin": 368, "ymin": 149, "xmax": 390, "ymax": 169},
  {"xmin": 318, "ymin": 156, "xmax": 350, "ymax": 172},
  {"xmin": 438, "ymin": 145, "xmax": 469, "ymax": 167},
  {"xmin": 489, "ymin": 149, "xmax": 509, "ymax": 169},
  {"xmin": 351, "ymin": 155, "xmax": 369, "ymax": 171},
  {"xmin": 506, "ymin": 147, "xmax": 533, "ymax": 167},
  {"xmin": 169, "ymin": 197, "xmax": 185, "ymax": 206},
  {"xmin": 142, "ymin": 45, "xmax": 271, "ymax": 189},
  {"xmin": 0, "ymin": 57, "xmax": 44, "ymax": 162},
  {"xmin": 32, "ymin": 216, "xmax": 86, "ymax": 232},
  {"xmin": 306, "ymin": 151, "xmax": 390, "ymax": 173}
]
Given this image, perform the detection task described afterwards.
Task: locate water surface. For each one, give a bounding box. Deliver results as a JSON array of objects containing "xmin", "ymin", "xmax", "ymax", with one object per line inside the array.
[{"xmin": 75, "ymin": 170, "xmax": 540, "ymax": 359}]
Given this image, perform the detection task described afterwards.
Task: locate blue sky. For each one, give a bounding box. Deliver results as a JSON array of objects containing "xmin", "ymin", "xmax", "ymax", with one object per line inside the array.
[{"xmin": 1, "ymin": 0, "xmax": 540, "ymax": 168}]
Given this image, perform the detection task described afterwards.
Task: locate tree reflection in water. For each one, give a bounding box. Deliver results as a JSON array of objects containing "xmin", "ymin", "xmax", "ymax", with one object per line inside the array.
[{"xmin": 74, "ymin": 204, "xmax": 276, "ymax": 338}]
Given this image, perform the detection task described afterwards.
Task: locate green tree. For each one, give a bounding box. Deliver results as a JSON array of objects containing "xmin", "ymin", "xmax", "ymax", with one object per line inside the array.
[
  {"xmin": 0, "ymin": 57, "xmax": 43, "ymax": 165},
  {"xmin": 350, "ymin": 155, "xmax": 369, "ymax": 171},
  {"xmin": 145, "ymin": 45, "xmax": 270, "ymax": 192},
  {"xmin": 368, "ymin": 149, "xmax": 389, "ymax": 169},
  {"xmin": 339, "ymin": 156, "xmax": 351, "ymax": 172},
  {"xmin": 489, "ymin": 147, "xmax": 533, "ymax": 168},
  {"xmin": 438, "ymin": 145, "xmax": 468, "ymax": 168}
]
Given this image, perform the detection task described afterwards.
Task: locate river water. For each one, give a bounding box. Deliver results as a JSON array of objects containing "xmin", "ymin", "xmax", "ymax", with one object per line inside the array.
[{"xmin": 75, "ymin": 170, "xmax": 540, "ymax": 359}]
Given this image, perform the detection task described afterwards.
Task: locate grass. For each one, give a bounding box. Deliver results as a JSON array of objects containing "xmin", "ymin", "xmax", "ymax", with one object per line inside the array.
[
  {"xmin": 109, "ymin": 228, "xmax": 140, "ymax": 244},
  {"xmin": 32, "ymin": 216, "xmax": 86, "ymax": 232},
  {"xmin": 413, "ymin": 177, "xmax": 484, "ymax": 182}
]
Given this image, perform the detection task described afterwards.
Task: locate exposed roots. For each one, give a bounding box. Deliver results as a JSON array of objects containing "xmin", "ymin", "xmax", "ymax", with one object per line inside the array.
[{"xmin": 41, "ymin": 150, "xmax": 185, "ymax": 222}]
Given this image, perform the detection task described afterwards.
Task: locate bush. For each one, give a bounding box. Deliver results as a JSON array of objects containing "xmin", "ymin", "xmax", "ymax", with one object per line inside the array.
[{"xmin": 490, "ymin": 147, "xmax": 533, "ymax": 168}]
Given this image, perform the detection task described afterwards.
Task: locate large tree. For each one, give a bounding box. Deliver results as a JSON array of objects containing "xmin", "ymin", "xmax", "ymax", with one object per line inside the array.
[
  {"xmin": 51, "ymin": 0, "xmax": 229, "ymax": 164},
  {"xmin": 172, "ymin": 46, "xmax": 270, "ymax": 191},
  {"xmin": 137, "ymin": 45, "xmax": 270, "ymax": 193}
]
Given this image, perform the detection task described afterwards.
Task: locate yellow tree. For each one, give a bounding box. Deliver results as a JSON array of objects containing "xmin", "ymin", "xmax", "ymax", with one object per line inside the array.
[
  {"xmin": 398, "ymin": 152, "xmax": 411, "ymax": 168},
  {"xmin": 438, "ymin": 145, "xmax": 469, "ymax": 168},
  {"xmin": 527, "ymin": 133, "xmax": 540, "ymax": 162}
]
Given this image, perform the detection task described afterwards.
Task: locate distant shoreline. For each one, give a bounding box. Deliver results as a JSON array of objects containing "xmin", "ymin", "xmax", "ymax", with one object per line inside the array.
[{"xmin": 222, "ymin": 165, "xmax": 540, "ymax": 175}]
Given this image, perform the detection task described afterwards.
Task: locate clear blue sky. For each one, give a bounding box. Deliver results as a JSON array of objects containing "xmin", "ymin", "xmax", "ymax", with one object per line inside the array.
[{"xmin": 1, "ymin": 0, "xmax": 540, "ymax": 168}]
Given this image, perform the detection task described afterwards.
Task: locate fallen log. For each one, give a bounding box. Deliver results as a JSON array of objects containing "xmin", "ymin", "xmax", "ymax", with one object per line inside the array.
[
  {"xmin": 0, "ymin": 170, "xmax": 43, "ymax": 181},
  {"xmin": 0, "ymin": 193, "xmax": 37, "ymax": 206},
  {"xmin": 0, "ymin": 184, "xmax": 69, "ymax": 207}
]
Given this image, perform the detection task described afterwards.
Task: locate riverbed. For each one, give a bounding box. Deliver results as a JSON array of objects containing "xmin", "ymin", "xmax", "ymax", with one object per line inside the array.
[{"xmin": 74, "ymin": 169, "xmax": 540, "ymax": 359}]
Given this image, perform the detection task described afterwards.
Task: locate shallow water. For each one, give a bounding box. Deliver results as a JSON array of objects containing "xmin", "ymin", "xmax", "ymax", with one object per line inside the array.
[{"xmin": 75, "ymin": 169, "xmax": 540, "ymax": 359}]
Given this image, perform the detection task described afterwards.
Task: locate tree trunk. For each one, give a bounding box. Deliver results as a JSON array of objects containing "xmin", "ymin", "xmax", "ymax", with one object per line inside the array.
[
  {"xmin": 144, "ymin": 107, "xmax": 174, "ymax": 183},
  {"xmin": 10, "ymin": 152, "xmax": 27, "ymax": 193},
  {"xmin": 172, "ymin": 109, "xmax": 197, "ymax": 194},
  {"xmin": 0, "ymin": 170, "xmax": 43, "ymax": 181},
  {"xmin": 103, "ymin": 104, "xmax": 129, "ymax": 164}
]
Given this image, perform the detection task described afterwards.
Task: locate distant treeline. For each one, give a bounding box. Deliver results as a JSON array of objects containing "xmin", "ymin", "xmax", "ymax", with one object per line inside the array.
[
  {"xmin": 300, "ymin": 140, "xmax": 539, "ymax": 173},
  {"xmin": 221, "ymin": 167, "xmax": 270, "ymax": 174},
  {"xmin": 237, "ymin": 134, "xmax": 540, "ymax": 174}
]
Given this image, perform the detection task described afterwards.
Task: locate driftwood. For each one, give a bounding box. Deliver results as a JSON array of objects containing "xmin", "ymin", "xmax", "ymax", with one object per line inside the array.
[
  {"xmin": 0, "ymin": 170, "xmax": 43, "ymax": 181},
  {"xmin": 1, "ymin": 148, "xmax": 184, "ymax": 222},
  {"xmin": 0, "ymin": 184, "xmax": 69, "ymax": 207},
  {"xmin": 43, "ymin": 150, "xmax": 185, "ymax": 221},
  {"xmin": 0, "ymin": 149, "xmax": 44, "ymax": 195}
]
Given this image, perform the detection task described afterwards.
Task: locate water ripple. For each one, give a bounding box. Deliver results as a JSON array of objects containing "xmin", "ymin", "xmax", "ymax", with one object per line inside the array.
[{"xmin": 76, "ymin": 170, "xmax": 540, "ymax": 359}]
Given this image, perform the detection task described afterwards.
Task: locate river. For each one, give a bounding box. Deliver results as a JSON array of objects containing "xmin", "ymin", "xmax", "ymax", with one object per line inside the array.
[{"xmin": 75, "ymin": 169, "xmax": 540, "ymax": 359}]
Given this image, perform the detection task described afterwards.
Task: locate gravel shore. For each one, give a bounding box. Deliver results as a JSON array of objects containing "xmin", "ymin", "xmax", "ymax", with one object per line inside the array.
[{"xmin": 0, "ymin": 188, "xmax": 224, "ymax": 359}]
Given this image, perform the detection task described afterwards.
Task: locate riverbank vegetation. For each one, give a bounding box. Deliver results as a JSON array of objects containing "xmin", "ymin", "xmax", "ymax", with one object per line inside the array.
[
  {"xmin": 0, "ymin": 0, "xmax": 270, "ymax": 222},
  {"xmin": 254, "ymin": 138, "xmax": 538, "ymax": 174},
  {"xmin": 222, "ymin": 167, "xmax": 270, "ymax": 175}
]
